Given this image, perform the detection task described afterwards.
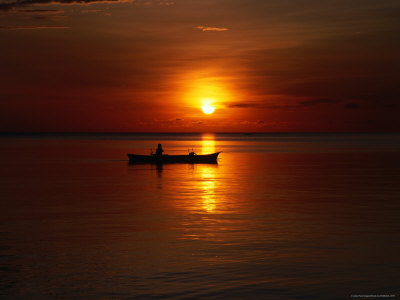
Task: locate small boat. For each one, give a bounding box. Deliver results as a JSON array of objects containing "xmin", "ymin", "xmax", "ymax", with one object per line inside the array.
[
  {"xmin": 127, "ymin": 144, "xmax": 220, "ymax": 164},
  {"xmin": 127, "ymin": 152, "xmax": 220, "ymax": 164}
]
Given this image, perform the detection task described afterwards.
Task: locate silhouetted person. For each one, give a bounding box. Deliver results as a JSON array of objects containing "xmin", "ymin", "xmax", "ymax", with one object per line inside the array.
[{"xmin": 156, "ymin": 144, "xmax": 164, "ymax": 157}]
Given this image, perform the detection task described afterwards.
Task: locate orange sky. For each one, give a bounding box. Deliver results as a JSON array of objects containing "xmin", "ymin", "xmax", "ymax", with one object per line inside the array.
[{"xmin": 0, "ymin": 0, "xmax": 399, "ymax": 132}]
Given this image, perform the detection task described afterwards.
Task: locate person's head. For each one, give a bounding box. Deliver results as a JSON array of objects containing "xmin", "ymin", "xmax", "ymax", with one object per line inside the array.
[{"xmin": 158, "ymin": 144, "xmax": 162, "ymax": 148}]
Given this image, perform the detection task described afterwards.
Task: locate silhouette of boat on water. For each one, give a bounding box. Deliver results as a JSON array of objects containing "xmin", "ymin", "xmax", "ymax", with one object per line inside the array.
[{"xmin": 127, "ymin": 144, "xmax": 220, "ymax": 164}]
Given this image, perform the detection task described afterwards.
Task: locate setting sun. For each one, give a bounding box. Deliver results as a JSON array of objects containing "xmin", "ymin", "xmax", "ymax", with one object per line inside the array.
[{"xmin": 202, "ymin": 103, "xmax": 215, "ymax": 114}]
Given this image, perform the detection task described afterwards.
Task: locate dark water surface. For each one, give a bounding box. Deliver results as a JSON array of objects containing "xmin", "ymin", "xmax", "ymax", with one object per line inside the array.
[{"xmin": 1, "ymin": 133, "xmax": 399, "ymax": 299}]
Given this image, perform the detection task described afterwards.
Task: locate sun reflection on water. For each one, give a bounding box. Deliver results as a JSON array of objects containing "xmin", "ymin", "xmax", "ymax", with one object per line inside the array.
[
  {"xmin": 200, "ymin": 167, "xmax": 217, "ymax": 212},
  {"xmin": 201, "ymin": 133, "xmax": 215, "ymax": 154},
  {"xmin": 168, "ymin": 133, "xmax": 225, "ymax": 215},
  {"xmin": 199, "ymin": 133, "xmax": 218, "ymax": 212}
]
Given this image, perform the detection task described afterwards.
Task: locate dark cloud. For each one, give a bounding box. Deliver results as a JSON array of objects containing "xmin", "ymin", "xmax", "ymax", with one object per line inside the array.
[
  {"xmin": 18, "ymin": 9, "xmax": 64, "ymax": 13},
  {"xmin": 266, "ymin": 104, "xmax": 296, "ymax": 110},
  {"xmin": 344, "ymin": 103, "xmax": 360, "ymax": 109},
  {"xmin": 80, "ymin": 8, "xmax": 110, "ymax": 15},
  {"xmin": 229, "ymin": 98, "xmax": 344, "ymax": 110},
  {"xmin": 0, "ymin": 25, "xmax": 69, "ymax": 29},
  {"xmin": 228, "ymin": 103, "xmax": 262, "ymax": 108},
  {"xmin": 5, "ymin": 8, "xmax": 66, "ymax": 20},
  {"xmin": 381, "ymin": 103, "xmax": 397, "ymax": 109},
  {"xmin": 299, "ymin": 98, "xmax": 343, "ymax": 107},
  {"xmin": 0, "ymin": 0, "xmax": 129, "ymax": 11}
]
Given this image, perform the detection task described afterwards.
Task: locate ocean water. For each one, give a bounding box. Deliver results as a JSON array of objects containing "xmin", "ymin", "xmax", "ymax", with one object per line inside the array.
[{"xmin": 0, "ymin": 133, "xmax": 399, "ymax": 299}]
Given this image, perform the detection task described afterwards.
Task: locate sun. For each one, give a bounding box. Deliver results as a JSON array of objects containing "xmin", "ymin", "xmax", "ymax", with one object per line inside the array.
[{"xmin": 202, "ymin": 102, "xmax": 215, "ymax": 114}]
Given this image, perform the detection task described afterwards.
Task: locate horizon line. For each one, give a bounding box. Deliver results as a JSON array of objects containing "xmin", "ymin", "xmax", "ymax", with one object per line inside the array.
[{"xmin": 1, "ymin": 131, "xmax": 399, "ymax": 135}]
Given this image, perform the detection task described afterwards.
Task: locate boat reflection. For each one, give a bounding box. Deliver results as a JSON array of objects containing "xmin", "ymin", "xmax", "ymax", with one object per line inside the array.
[{"xmin": 155, "ymin": 163, "xmax": 163, "ymax": 179}]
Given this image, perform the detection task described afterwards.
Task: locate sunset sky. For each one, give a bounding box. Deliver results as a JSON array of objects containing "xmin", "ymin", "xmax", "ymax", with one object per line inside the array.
[{"xmin": 1, "ymin": 0, "xmax": 399, "ymax": 132}]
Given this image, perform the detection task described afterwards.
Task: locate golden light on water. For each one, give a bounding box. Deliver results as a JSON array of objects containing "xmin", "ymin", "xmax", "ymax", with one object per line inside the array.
[
  {"xmin": 200, "ymin": 134, "xmax": 217, "ymax": 212},
  {"xmin": 201, "ymin": 176, "xmax": 216, "ymax": 212},
  {"xmin": 172, "ymin": 134, "xmax": 222, "ymax": 214},
  {"xmin": 201, "ymin": 133, "xmax": 216, "ymax": 154}
]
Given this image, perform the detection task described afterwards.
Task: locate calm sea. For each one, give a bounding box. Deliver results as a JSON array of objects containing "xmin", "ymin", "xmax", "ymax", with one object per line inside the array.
[{"xmin": 0, "ymin": 133, "xmax": 399, "ymax": 299}]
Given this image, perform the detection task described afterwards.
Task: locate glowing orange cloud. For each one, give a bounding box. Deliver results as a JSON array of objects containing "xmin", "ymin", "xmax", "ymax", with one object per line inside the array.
[{"xmin": 196, "ymin": 26, "xmax": 228, "ymax": 32}]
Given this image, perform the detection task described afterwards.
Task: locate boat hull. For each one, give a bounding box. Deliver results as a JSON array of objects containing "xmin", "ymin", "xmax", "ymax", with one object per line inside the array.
[{"xmin": 127, "ymin": 152, "xmax": 220, "ymax": 164}]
